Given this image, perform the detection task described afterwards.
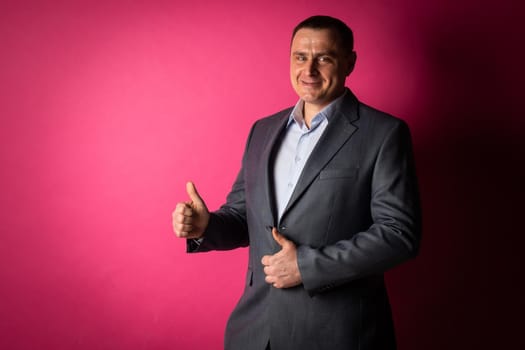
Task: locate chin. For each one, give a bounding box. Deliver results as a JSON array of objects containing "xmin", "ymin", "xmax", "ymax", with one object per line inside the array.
[
  {"xmin": 301, "ymin": 92, "xmax": 322, "ymax": 102},
  {"xmin": 299, "ymin": 90, "xmax": 320, "ymax": 100},
  {"xmin": 300, "ymin": 95, "xmax": 317, "ymax": 103}
]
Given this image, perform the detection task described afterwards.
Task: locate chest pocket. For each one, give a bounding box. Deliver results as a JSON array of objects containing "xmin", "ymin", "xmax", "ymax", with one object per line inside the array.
[{"xmin": 319, "ymin": 167, "xmax": 358, "ymax": 180}]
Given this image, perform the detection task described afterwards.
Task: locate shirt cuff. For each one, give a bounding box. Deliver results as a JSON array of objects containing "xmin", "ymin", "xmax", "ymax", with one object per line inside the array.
[{"xmin": 187, "ymin": 238, "xmax": 204, "ymax": 252}]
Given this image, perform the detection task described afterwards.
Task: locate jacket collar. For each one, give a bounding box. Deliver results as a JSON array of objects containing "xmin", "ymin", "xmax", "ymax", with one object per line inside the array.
[{"xmin": 279, "ymin": 89, "xmax": 360, "ymax": 222}]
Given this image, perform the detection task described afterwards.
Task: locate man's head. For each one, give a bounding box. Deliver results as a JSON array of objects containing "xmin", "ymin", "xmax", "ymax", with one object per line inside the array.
[
  {"xmin": 292, "ymin": 16, "xmax": 355, "ymax": 55},
  {"xmin": 290, "ymin": 16, "xmax": 357, "ymax": 111}
]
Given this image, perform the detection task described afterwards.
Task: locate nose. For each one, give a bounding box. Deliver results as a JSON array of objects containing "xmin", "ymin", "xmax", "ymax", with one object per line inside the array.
[{"xmin": 305, "ymin": 59, "xmax": 318, "ymax": 75}]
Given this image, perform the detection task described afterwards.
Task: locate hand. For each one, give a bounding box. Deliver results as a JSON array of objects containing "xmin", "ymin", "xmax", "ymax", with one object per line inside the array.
[
  {"xmin": 172, "ymin": 182, "xmax": 210, "ymax": 239},
  {"xmin": 261, "ymin": 228, "xmax": 302, "ymax": 289}
]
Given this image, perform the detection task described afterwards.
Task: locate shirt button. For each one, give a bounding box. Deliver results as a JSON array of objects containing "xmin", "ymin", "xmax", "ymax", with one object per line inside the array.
[{"xmin": 288, "ymin": 183, "xmax": 293, "ymax": 188}]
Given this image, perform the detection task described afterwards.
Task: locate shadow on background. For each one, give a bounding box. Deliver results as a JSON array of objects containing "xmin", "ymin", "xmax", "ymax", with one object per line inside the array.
[{"xmin": 388, "ymin": 4, "xmax": 524, "ymax": 349}]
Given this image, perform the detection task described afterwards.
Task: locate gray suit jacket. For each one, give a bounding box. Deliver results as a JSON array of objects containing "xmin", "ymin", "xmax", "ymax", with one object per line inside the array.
[{"xmin": 189, "ymin": 90, "xmax": 422, "ymax": 350}]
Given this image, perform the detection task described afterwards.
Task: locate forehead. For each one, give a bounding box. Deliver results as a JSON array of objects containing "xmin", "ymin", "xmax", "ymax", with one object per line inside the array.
[{"xmin": 291, "ymin": 28, "xmax": 341, "ymax": 51}]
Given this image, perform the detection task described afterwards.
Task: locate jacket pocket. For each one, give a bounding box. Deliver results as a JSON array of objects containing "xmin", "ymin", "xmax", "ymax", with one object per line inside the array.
[
  {"xmin": 319, "ymin": 168, "xmax": 358, "ymax": 180},
  {"xmin": 246, "ymin": 267, "xmax": 253, "ymax": 287}
]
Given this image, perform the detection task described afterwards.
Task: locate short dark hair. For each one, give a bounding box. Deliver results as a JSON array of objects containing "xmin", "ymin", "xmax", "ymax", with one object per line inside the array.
[{"xmin": 292, "ymin": 15, "xmax": 354, "ymax": 53}]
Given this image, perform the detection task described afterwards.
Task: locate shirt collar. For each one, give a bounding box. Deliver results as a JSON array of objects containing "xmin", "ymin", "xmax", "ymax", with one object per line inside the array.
[{"xmin": 288, "ymin": 89, "xmax": 348, "ymax": 128}]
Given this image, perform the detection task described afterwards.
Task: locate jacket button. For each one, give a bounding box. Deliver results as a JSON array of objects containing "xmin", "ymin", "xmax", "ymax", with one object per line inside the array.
[{"xmin": 280, "ymin": 226, "xmax": 286, "ymax": 231}]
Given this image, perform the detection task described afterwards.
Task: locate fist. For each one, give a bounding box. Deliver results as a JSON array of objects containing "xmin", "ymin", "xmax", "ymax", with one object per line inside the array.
[
  {"xmin": 261, "ymin": 228, "xmax": 302, "ymax": 288},
  {"xmin": 172, "ymin": 182, "xmax": 210, "ymax": 239}
]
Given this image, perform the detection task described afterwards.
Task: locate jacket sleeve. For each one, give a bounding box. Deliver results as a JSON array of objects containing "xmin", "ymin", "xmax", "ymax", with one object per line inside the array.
[
  {"xmin": 186, "ymin": 123, "xmax": 257, "ymax": 253},
  {"xmin": 296, "ymin": 120, "xmax": 422, "ymax": 296}
]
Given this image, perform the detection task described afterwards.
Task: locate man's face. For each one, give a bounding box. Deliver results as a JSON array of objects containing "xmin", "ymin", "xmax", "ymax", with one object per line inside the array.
[{"xmin": 290, "ymin": 28, "xmax": 355, "ymax": 109}]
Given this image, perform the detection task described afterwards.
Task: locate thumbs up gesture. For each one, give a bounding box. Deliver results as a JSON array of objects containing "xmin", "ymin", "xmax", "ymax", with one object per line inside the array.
[
  {"xmin": 261, "ymin": 228, "xmax": 302, "ymax": 289},
  {"xmin": 172, "ymin": 182, "xmax": 210, "ymax": 239}
]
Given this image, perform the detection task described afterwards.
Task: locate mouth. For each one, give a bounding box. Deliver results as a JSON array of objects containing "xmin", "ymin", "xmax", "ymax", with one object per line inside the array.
[{"xmin": 300, "ymin": 79, "xmax": 322, "ymax": 87}]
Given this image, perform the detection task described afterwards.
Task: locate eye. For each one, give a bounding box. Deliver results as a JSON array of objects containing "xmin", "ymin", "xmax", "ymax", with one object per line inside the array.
[
  {"xmin": 318, "ymin": 56, "xmax": 332, "ymax": 63},
  {"xmin": 294, "ymin": 54, "xmax": 307, "ymax": 62}
]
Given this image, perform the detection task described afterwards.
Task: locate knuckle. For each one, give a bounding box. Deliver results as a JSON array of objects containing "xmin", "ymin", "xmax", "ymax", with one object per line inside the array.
[{"xmin": 176, "ymin": 213, "xmax": 188, "ymax": 224}]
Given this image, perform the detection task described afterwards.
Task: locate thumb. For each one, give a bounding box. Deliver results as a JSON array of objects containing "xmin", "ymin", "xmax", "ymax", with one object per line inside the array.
[
  {"xmin": 272, "ymin": 227, "xmax": 289, "ymax": 247},
  {"xmin": 186, "ymin": 181, "xmax": 205, "ymax": 208}
]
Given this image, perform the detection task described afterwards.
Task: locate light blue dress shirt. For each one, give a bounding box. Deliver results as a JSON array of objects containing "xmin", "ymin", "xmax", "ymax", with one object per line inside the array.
[
  {"xmin": 273, "ymin": 91, "xmax": 347, "ymax": 220},
  {"xmin": 190, "ymin": 91, "xmax": 348, "ymax": 248}
]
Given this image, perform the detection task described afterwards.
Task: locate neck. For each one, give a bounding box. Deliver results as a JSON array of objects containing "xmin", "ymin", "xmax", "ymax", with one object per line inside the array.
[
  {"xmin": 303, "ymin": 104, "xmax": 323, "ymax": 128},
  {"xmin": 302, "ymin": 89, "xmax": 346, "ymax": 127}
]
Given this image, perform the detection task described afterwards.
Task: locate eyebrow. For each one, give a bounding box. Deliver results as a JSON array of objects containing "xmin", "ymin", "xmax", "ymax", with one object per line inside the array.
[{"xmin": 292, "ymin": 50, "xmax": 337, "ymax": 57}]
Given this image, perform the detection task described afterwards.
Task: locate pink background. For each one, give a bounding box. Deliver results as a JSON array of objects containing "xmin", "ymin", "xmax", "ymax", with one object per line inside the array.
[{"xmin": 1, "ymin": 0, "xmax": 523, "ymax": 349}]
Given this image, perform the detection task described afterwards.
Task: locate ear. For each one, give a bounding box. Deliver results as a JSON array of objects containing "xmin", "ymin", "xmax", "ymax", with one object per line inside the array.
[{"xmin": 345, "ymin": 51, "xmax": 357, "ymax": 76}]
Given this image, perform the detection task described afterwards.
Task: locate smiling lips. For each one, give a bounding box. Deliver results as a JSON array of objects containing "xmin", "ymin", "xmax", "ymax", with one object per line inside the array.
[{"xmin": 300, "ymin": 79, "xmax": 322, "ymax": 87}]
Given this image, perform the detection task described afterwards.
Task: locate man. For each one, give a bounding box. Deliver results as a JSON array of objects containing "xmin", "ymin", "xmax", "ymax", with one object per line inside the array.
[{"xmin": 172, "ymin": 15, "xmax": 421, "ymax": 350}]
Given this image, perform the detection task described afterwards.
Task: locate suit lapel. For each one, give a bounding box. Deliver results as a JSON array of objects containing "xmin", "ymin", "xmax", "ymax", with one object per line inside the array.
[
  {"xmin": 281, "ymin": 93, "xmax": 360, "ymax": 219},
  {"xmin": 259, "ymin": 109, "xmax": 292, "ymax": 225}
]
